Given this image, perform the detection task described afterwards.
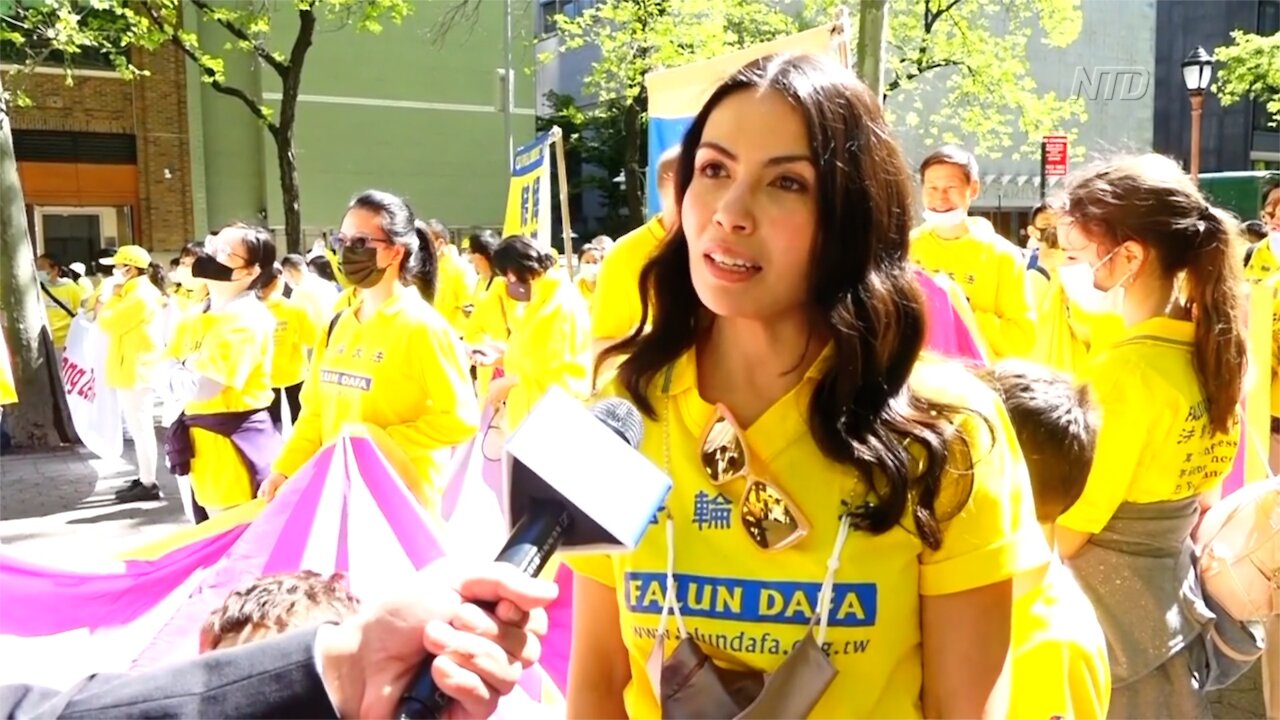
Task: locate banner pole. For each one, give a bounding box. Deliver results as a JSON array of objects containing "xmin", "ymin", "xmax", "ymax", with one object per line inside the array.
[
  {"xmin": 833, "ymin": 6, "xmax": 853, "ymax": 71},
  {"xmin": 551, "ymin": 126, "xmax": 576, "ymax": 278}
]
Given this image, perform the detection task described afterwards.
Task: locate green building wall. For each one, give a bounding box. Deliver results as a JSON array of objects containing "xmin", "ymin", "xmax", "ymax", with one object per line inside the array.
[{"xmin": 186, "ymin": 1, "xmax": 536, "ymax": 243}]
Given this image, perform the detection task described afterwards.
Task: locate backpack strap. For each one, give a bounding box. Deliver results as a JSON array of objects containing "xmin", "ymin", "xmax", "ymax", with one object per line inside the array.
[
  {"xmin": 1030, "ymin": 264, "xmax": 1050, "ymax": 281},
  {"xmin": 325, "ymin": 310, "xmax": 344, "ymax": 348},
  {"xmin": 1244, "ymin": 243, "xmax": 1258, "ymax": 268},
  {"xmin": 40, "ymin": 283, "xmax": 76, "ymax": 319}
]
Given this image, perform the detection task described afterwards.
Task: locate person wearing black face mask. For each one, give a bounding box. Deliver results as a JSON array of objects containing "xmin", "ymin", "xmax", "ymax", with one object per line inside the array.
[
  {"xmin": 477, "ymin": 234, "xmax": 592, "ymax": 435},
  {"xmin": 258, "ymin": 191, "xmax": 478, "ymax": 508},
  {"xmin": 161, "ymin": 224, "xmax": 281, "ymax": 523}
]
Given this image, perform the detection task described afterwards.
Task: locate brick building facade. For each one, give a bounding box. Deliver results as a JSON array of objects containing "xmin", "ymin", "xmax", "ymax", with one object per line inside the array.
[{"xmin": 8, "ymin": 41, "xmax": 194, "ymax": 257}]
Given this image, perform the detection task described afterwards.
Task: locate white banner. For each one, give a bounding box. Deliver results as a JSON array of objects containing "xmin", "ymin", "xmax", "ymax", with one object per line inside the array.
[{"xmin": 60, "ymin": 317, "xmax": 123, "ymax": 460}]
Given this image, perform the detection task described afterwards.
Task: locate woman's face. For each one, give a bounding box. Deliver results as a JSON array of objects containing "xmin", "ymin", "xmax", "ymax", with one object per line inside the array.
[
  {"xmin": 1056, "ymin": 217, "xmax": 1142, "ymax": 291},
  {"xmin": 207, "ymin": 228, "xmax": 260, "ymax": 286},
  {"xmin": 682, "ymin": 88, "xmax": 818, "ymax": 321},
  {"xmin": 1264, "ymin": 187, "xmax": 1280, "ymax": 233},
  {"xmin": 36, "ymin": 258, "xmax": 56, "ymax": 278},
  {"xmin": 339, "ymin": 208, "xmax": 402, "ymax": 272},
  {"xmin": 468, "ymin": 247, "xmax": 492, "ymax": 276}
]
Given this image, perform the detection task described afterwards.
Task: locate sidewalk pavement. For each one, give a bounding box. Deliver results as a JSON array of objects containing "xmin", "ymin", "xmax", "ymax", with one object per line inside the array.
[
  {"xmin": 0, "ymin": 436, "xmax": 1269, "ymax": 716},
  {"xmin": 0, "ymin": 433, "xmax": 189, "ymax": 564}
]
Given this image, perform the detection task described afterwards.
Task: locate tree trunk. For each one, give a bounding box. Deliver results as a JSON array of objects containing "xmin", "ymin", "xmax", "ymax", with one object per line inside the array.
[
  {"xmin": 0, "ymin": 77, "xmax": 78, "ymax": 449},
  {"xmin": 272, "ymin": 6, "xmax": 316, "ymax": 254},
  {"xmin": 622, "ymin": 96, "xmax": 645, "ymax": 222},
  {"xmin": 274, "ymin": 127, "xmax": 303, "ymax": 254}
]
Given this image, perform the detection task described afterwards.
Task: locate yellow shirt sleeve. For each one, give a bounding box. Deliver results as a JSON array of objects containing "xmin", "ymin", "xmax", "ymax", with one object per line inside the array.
[
  {"xmin": 191, "ymin": 320, "xmax": 263, "ymax": 390},
  {"xmin": 382, "ymin": 322, "xmax": 480, "ymax": 458},
  {"xmin": 507, "ymin": 301, "xmax": 593, "ymax": 406},
  {"xmin": 1056, "ymin": 360, "xmax": 1149, "ymax": 534},
  {"xmin": 974, "ymin": 246, "xmax": 1036, "ymax": 358},
  {"xmin": 918, "ymin": 394, "xmax": 1048, "ymax": 596},
  {"xmin": 591, "ymin": 220, "xmax": 663, "ymax": 342},
  {"xmin": 565, "ymin": 552, "xmax": 618, "ymax": 587}
]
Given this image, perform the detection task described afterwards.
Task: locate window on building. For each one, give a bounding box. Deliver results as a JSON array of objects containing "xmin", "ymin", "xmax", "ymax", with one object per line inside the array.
[{"xmin": 539, "ymin": 0, "xmax": 598, "ymax": 36}]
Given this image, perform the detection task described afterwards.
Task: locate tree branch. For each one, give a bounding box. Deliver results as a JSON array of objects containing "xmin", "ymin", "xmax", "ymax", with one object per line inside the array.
[
  {"xmin": 138, "ymin": 3, "xmax": 277, "ymax": 132},
  {"xmin": 188, "ymin": 0, "xmax": 289, "ymax": 77},
  {"xmin": 430, "ymin": 0, "xmax": 483, "ymax": 48}
]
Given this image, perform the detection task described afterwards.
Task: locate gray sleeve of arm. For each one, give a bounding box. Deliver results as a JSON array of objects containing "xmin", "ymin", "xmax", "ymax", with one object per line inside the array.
[{"xmin": 0, "ymin": 628, "xmax": 338, "ymax": 720}]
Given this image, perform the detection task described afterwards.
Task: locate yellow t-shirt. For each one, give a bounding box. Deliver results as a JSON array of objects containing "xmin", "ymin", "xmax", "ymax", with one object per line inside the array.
[
  {"xmin": 1245, "ymin": 237, "xmax": 1280, "ymax": 285},
  {"xmin": 97, "ymin": 276, "xmax": 164, "ymax": 390},
  {"xmin": 178, "ymin": 294, "xmax": 277, "ymax": 511},
  {"xmin": 265, "ymin": 295, "xmax": 317, "ymax": 388},
  {"xmin": 465, "ymin": 275, "xmax": 520, "ymax": 398},
  {"xmin": 1058, "ymin": 317, "xmax": 1239, "ymax": 534},
  {"xmin": 568, "ymin": 351, "xmax": 1049, "ymax": 719},
  {"xmin": 435, "ymin": 247, "xmax": 476, "ymax": 336},
  {"xmin": 502, "ymin": 273, "xmax": 592, "ymax": 432},
  {"xmin": 591, "ymin": 216, "xmax": 666, "ymax": 342},
  {"xmin": 1011, "ymin": 561, "xmax": 1111, "ymax": 719},
  {"xmin": 273, "ymin": 285, "xmax": 480, "ymax": 505},
  {"xmin": 40, "ymin": 279, "xmax": 83, "ymax": 349},
  {"xmin": 0, "ymin": 328, "xmax": 17, "ymax": 405},
  {"xmin": 910, "ymin": 219, "xmax": 1036, "ymax": 359}
]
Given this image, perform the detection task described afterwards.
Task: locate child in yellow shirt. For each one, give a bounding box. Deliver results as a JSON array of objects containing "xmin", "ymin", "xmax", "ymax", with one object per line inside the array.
[{"xmin": 979, "ymin": 361, "xmax": 1111, "ymax": 719}]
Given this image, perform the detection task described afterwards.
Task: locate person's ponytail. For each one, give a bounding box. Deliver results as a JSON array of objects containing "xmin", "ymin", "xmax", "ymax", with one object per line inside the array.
[
  {"xmin": 407, "ymin": 220, "xmax": 439, "ymax": 303},
  {"xmin": 1186, "ymin": 206, "xmax": 1247, "ymax": 435}
]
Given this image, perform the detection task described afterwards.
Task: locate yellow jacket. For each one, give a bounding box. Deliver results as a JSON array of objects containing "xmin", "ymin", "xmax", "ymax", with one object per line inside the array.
[
  {"xmin": 910, "ymin": 218, "xmax": 1035, "ymax": 359},
  {"xmin": 435, "ymin": 246, "xmax": 476, "ymax": 336},
  {"xmin": 1246, "ymin": 237, "xmax": 1280, "ymax": 285},
  {"xmin": 274, "ymin": 285, "xmax": 479, "ymax": 502},
  {"xmin": 502, "ymin": 273, "xmax": 592, "ymax": 432},
  {"xmin": 97, "ymin": 276, "xmax": 164, "ymax": 390}
]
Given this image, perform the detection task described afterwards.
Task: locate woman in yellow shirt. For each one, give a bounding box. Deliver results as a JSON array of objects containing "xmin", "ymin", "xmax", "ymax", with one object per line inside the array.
[
  {"xmin": 259, "ymin": 263, "xmax": 318, "ymax": 432},
  {"xmin": 35, "ymin": 254, "xmax": 85, "ymax": 351},
  {"xmin": 261, "ymin": 191, "xmax": 479, "ymax": 508},
  {"xmin": 97, "ymin": 245, "xmax": 165, "ymax": 504},
  {"xmin": 484, "ymin": 234, "xmax": 591, "ymax": 433},
  {"xmin": 570, "ymin": 54, "xmax": 1047, "ymax": 720},
  {"xmin": 1054, "ymin": 154, "xmax": 1247, "ymax": 717},
  {"xmin": 463, "ymin": 229, "xmax": 517, "ymax": 398},
  {"xmin": 163, "ymin": 224, "xmax": 279, "ymax": 519}
]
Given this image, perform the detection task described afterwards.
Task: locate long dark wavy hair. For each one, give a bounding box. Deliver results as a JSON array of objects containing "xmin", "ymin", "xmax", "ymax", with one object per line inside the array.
[{"xmin": 599, "ymin": 54, "xmax": 978, "ymax": 549}]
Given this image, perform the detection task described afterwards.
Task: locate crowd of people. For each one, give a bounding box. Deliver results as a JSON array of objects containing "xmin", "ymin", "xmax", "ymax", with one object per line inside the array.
[{"xmin": 3, "ymin": 49, "xmax": 1280, "ymax": 718}]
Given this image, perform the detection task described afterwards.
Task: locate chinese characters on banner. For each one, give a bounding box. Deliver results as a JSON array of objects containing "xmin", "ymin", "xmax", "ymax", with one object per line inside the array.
[{"xmin": 501, "ymin": 133, "xmax": 553, "ymax": 249}]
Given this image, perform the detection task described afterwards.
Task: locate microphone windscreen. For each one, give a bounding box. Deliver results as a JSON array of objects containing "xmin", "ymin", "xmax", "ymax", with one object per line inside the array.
[{"xmin": 590, "ymin": 398, "xmax": 645, "ymax": 450}]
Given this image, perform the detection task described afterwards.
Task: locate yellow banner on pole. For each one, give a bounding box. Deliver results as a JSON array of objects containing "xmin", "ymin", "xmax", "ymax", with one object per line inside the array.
[{"xmin": 501, "ymin": 133, "xmax": 553, "ymax": 248}]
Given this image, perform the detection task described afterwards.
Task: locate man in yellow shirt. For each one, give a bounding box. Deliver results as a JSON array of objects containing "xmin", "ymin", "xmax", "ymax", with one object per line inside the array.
[
  {"xmin": 978, "ymin": 361, "xmax": 1111, "ymax": 719},
  {"xmin": 909, "ymin": 145, "xmax": 1035, "ymax": 358},
  {"xmin": 423, "ymin": 219, "xmax": 475, "ymax": 337},
  {"xmin": 590, "ymin": 146, "xmax": 681, "ymax": 358}
]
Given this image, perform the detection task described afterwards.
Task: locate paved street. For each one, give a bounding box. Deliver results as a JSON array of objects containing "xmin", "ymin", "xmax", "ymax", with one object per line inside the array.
[{"xmin": 0, "ymin": 435, "xmax": 1269, "ymax": 716}]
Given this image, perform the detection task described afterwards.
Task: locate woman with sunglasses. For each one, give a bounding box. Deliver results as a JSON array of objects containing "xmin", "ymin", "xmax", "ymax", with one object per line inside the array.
[
  {"xmin": 261, "ymin": 190, "xmax": 478, "ymax": 507},
  {"xmin": 482, "ymin": 234, "xmax": 591, "ymax": 433},
  {"xmin": 162, "ymin": 224, "xmax": 279, "ymax": 519},
  {"xmin": 1052, "ymin": 155, "xmax": 1247, "ymax": 716},
  {"xmin": 568, "ymin": 54, "xmax": 1047, "ymax": 719}
]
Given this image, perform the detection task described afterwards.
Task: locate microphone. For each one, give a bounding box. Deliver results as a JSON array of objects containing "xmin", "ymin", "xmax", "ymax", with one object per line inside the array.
[{"xmin": 396, "ymin": 394, "xmax": 661, "ymax": 720}]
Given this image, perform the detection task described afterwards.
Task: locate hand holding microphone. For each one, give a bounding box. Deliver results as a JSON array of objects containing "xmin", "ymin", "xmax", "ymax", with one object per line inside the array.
[{"xmin": 395, "ymin": 392, "xmax": 670, "ymax": 719}]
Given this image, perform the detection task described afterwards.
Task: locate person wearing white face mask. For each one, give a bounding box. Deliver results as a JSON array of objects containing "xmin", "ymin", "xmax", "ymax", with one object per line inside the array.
[
  {"xmin": 1053, "ymin": 154, "xmax": 1249, "ymax": 717},
  {"xmin": 35, "ymin": 254, "xmax": 85, "ymax": 352},
  {"xmin": 909, "ymin": 146, "xmax": 1036, "ymax": 359},
  {"xmin": 96, "ymin": 245, "xmax": 165, "ymax": 503}
]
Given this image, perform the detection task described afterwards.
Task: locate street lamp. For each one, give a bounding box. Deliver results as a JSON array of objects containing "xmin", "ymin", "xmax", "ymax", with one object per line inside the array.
[{"xmin": 1181, "ymin": 46, "xmax": 1214, "ymax": 183}]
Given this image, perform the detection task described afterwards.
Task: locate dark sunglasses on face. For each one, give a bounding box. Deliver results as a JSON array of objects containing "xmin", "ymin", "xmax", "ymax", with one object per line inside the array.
[{"xmin": 328, "ymin": 233, "xmax": 392, "ymax": 252}]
